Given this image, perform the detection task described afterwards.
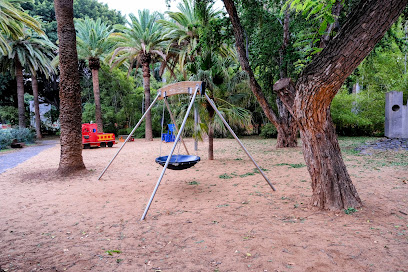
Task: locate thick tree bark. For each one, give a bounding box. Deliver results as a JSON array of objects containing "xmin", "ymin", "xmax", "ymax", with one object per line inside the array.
[
  {"xmin": 91, "ymin": 68, "xmax": 103, "ymax": 133},
  {"xmin": 15, "ymin": 60, "xmax": 26, "ymax": 128},
  {"xmin": 54, "ymin": 0, "xmax": 85, "ymax": 175},
  {"xmin": 142, "ymin": 60, "xmax": 153, "ymax": 141},
  {"xmin": 299, "ymin": 109, "xmax": 361, "ymax": 209},
  {"xmin": 223, "ymin": 0, "xmax": 297, "ymax": 148},
  {"xmin": 32, "ymin": 75, "xmax": 42, "ymax": 139}
]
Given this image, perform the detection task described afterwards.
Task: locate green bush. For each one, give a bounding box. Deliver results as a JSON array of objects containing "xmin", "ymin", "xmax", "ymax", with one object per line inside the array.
[
  {"xmin": 117, "ymin": 127, "xmax": 145, "ymax": 138},
  {"xmin": 260, "ymin": 123, "xmax": 278, "ymax": 138},
  {"xmin": 331, "ymin": 89, "xmax": 384, "ymax": 136},
  {"xmin": 0, "ymin": 129, "xmax": 12, "ymax": 150},
  {"xmin": 0, "ymin": 128, "xmax": 34, "ymax": 150},
  {"xmin": 0, "ymin": 106, "xmax": 18, "ymax": 125}
]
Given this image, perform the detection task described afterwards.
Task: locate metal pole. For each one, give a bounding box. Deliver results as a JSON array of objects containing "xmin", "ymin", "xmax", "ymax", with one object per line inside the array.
[
  {"xmin": 98, "ymin": 93, "xmax": 161, "ymax": 180},
  {"xmin": 141, "ymin": 86, "xmax": 200, "ymax": 220},
  {"xmin": 194, "ymin": 105, "xmax": 198, "ymax": 151},
  {"xmin": 164, "ymin": 99, "xmax": 189, "ymax": 155},
  {"xmin": 204, "ymin": 94, "xmax": 276, "ymax": 191}
]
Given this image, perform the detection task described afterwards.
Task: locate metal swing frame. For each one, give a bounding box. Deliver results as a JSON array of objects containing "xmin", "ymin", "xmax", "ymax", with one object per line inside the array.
[{"xmin": 98, "ymin": 81, "xmax": 276, "ymax": 220}]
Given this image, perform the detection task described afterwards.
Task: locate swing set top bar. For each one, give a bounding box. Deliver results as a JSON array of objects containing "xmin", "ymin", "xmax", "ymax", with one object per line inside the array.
[{"xmin": 157, "ymin": 81, "xmax": 205, "ymax": 100}]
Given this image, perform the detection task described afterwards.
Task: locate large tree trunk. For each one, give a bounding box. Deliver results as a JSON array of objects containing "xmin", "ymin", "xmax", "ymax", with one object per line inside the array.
[
  {"xmin": 91, "ymin": 68, "xmax": 103, "ymax": 133},
  {"xmin": 15, "ymin": 60, "xmax": 26, "ymax": 128},
  {"xmin": 298, "ymin": 107, "xmax": 361, "ymax": 209},
  {"xmin": 282, "ymin": 0, "xmax": 406, "ymax": 210},
  {"xmin": 142, "ymin": 59, "xmax": 153, "ymax": 141},
  {"xmin": 32, "ymin": 75, "xmax": 42, "ymax": 139},
  {"xmin": 54, "ymin": 0, "xmax": 85, "ymax": 175},
  {"xmin": 228, "ymin": 0, "xmax": 407, "ymax": 210}
]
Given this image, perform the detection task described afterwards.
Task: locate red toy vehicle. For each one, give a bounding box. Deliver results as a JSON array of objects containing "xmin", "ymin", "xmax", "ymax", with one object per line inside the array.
[{"xmin": 82, "ymin": 123, "xmax": 116, "ymax": 149}]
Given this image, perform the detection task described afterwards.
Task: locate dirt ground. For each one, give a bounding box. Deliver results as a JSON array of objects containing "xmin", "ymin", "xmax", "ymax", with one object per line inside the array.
[{"xmin": 0, "ymin": 137, "xmax": 407, "ymax": 272}]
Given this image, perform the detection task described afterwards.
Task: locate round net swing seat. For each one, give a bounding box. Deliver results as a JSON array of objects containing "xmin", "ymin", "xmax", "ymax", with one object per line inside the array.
[{"xmin": 155, "ymin": 155, "xmax": 201, "ymax": 170}]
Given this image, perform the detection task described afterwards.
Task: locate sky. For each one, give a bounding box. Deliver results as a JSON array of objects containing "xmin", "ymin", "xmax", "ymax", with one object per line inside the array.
[{"xmin": 98, "ymin": 0, "xmax": 224, "ymax": 18}]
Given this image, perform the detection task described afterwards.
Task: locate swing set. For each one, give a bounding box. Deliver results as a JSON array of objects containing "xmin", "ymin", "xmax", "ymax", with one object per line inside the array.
[{"xmin": 98, "ymin": 81, "xmax": 276, "ymax": 220}]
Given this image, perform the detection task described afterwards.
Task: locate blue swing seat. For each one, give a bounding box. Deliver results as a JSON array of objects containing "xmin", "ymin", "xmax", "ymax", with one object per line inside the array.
[{"xmin": 155, "ymin": 155, "xmax": 200, "ymax": 170}]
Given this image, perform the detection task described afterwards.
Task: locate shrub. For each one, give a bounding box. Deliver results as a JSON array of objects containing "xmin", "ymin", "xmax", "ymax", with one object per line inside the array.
[
  {"xmin": 331, "ymin": 89, "xmax": 384, "ymax": 136},
  {"xmin": 260, "ymin": 123, "xmax": 278, "ymax": 138},
  {"xmin": 0, "ymin": 106, "xmax": 18, "ymax": 125},
  {"xmin": 0, "ymin": 129, "xmax": 12, "ymax": 150},
  {"xmin": 117, "ymin": 127, "xmax": 144, "ymax": 138},
  {"xmin": 0, "ymin": 128, "xmax": 35, "ymax": 150}
]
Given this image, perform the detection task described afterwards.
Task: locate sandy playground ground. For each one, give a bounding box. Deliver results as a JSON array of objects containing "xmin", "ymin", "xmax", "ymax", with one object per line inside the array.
[{"xmin": 0, "ymin": 137, "xmax": 407, "ymax": 271}]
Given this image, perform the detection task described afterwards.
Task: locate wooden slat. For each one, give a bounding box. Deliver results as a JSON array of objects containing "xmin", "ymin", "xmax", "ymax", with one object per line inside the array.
[{"xmin": 157, "ymin": 81, "xmax": 205, "ymax": 100}]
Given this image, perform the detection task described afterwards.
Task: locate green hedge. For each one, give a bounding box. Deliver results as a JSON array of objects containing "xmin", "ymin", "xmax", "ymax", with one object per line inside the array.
[
  {"xmin": 331, "ymin": 89, "xmax": 384, "ymax": 136},
  {"xmin": 0, "ymin": 128, "xmax": 35, "ymax": 150}
]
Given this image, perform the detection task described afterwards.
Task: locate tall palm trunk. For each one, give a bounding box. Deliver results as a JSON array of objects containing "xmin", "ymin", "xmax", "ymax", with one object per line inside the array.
[
  {"xmin": 54, "ymin": 0, "xmax": 85, "ymax": 175},
  {"xmin": 15, "ymin": 59, "xmax": 26, "ymax": 128},
  {"xmin": 32, "ymin": 74, "xmax": 42, "ymax": 139},
  {"xmin": 89, "ymin": 57, "xmax": 103, "ymax": 133},
  {"xmin": 91, "ymin": 68, "xmax": 103, "ymax": 133},
  {"xmin": 142, "ymin": 59, "xmax": 153, "ymax": 141}
]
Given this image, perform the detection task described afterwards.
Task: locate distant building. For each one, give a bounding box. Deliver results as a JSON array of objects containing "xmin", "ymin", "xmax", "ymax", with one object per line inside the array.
[
  {"xmin": 385, "ymin": 91, "xmax": 408, "ymax": 138},
  {"xmin": 29, "ymin": 100, "xmax": 59, "ymax": 129}
]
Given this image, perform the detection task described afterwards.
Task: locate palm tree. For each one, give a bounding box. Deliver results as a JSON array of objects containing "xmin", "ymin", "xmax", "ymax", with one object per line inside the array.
[
  {"xmin": 161, "ymin": 0, "xmax": 239, "ymax": 159},
  {"xmin": 169, "ymin": 52, "xmax": 251, "ymax": 160},
  {"xmin": 192, "ymin": 52, "xmax": 252, "ymax": 160},
  {"xmin": 159, "ymin": 0, "xmax": 223, "ymax": 78},
  {"xmin": 0, "ymin": 0, "xmax": 43, "ymax": 56},
  {"xmin": 0, "ymin": 28, "xmax": 56, "ymax": 130},
  {"xmin": 27, "ymin": 33, "xmax": 57, "ymax": 139},
  {"xmin": 75, "ymin": 17, "xmax": 114, "ymax": 133},
  {"xmin": 110, "ymin": 9, "xmax": 168, "ymax": 141},
  {"xmin": 54, "ymin": 0, "xmax": 85, "ymax": 175}
]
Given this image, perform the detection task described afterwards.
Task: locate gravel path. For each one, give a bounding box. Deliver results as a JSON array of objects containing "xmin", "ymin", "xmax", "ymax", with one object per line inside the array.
[
  {"xmin": 0, "ymin": 139, "xmax": 59, "ymax": 174},
  {"xmin": 356, "ymin": 138, "xmax": 408, "ymax": 154}
]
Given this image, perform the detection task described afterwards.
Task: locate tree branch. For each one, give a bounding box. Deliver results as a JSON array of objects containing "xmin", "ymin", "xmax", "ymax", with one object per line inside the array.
[
  {"xmin": 223, "ymin": 0, "xmax": 279, "ymax": 126},
  {"xmin": 298, "ymin": 0, "xmax": 408, "ymax": 106}
]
